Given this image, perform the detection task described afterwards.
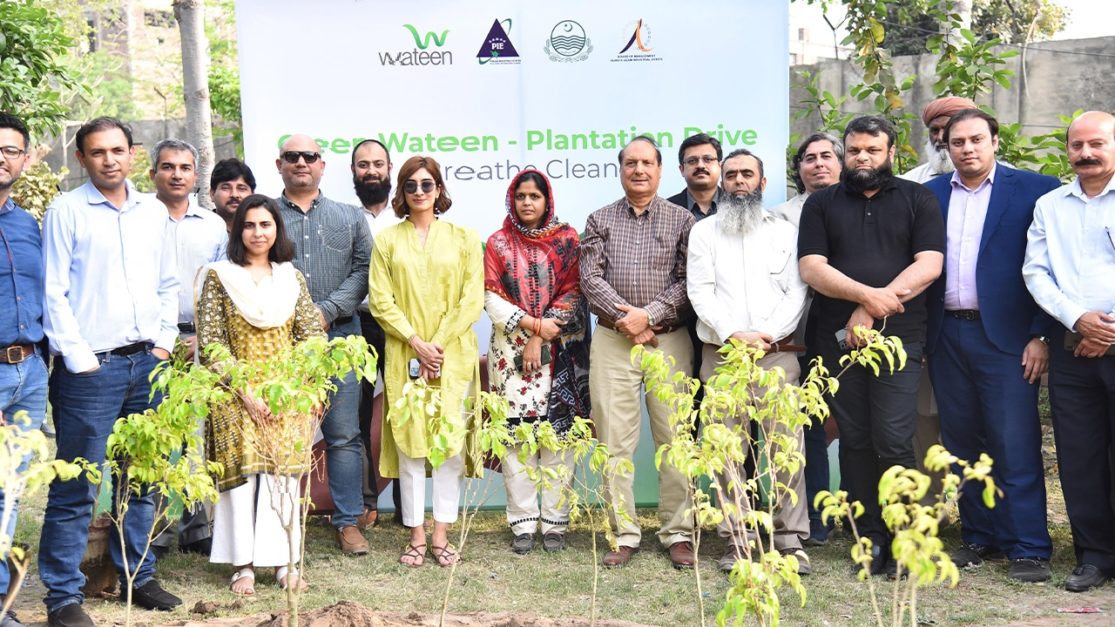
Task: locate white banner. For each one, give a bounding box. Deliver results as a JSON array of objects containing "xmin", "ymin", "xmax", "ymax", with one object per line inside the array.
[{"xmin": 236, "ymin": 0, "xmax": 790, "ymax": 235}]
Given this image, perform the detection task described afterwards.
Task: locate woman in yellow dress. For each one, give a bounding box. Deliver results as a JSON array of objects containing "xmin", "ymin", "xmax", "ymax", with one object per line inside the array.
[
  {"xmin": 369, "ymin": 155, "xmax": 484, "ymax": 567},
  {"xmin": 196, "ymin": 195, "xmax": 324, "ymax": 594}
]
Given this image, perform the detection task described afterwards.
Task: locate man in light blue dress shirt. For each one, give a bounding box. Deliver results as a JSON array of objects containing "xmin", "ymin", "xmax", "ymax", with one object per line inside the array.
[
  {"xmin": 39, "ymin": 118, "xmax": 182, "ymax": 627},
  {"xmin": 147, "ymin": 138, "xmax": 226, "ymax": 558},
  {"xmin": 1024, "ymin": 111, "xmax": 1115, "ymax": 594}
]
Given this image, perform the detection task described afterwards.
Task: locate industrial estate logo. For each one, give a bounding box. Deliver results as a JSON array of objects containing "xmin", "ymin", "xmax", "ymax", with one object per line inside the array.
[
  {"xmin": 612, "ymin": 18, "xmax": 660, "ymax": 63},
  {"xmin": 378, "ymin": 24, "xmax": 452, "ymax": 66},
  {"xmin": 476, "ymin": 18, "xmax": 520, "ymax": 65},
  {"xmin": 544, "ymin": 20, "xmax": 592, "ymax": 63}
]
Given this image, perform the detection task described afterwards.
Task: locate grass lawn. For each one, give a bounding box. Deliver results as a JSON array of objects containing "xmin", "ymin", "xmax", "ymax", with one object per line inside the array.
[{"xmin": 7, "ymin": 392, "xmax": 1115, "ymax": 626}]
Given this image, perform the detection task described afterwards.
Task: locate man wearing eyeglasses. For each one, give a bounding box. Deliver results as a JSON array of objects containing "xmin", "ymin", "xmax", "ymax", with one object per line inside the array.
[
  {"xmin": 1024, "ymin": 111, "xmax": 1115, "ymax": 593},
  {"xmin": 274, "ymin": 133, "xmax": 372, "ymax": 555},
  {"xmin": 667, "ymin": 133, "xmax": 725, "ymax": 221},
  {"xmin": 0, "ymin": 112, "xmax": 44, "ymax": 627},
  {"xmin": 40, "ymin": 117, "xmax": 182, "ymax": 626}
]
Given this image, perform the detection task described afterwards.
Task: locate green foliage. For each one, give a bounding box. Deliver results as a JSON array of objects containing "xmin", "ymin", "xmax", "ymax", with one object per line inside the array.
[
  {"xmin": 0, "ymin": 412, "xmax": 90, "ymax": 614},
  {"xmin": 128, "ymin": 146, "xmax": 156, "ymax": 194},
  {"xmin": 815, "ymin": 444, "xmax": 999, "ymax": 626},
  {"xmin": 636, "ymin": 326, "xmax": 910, "ymax": 626},
  {"xmin": 972, "ymin": 0, "xmax": 1069, "ymax": 44},
  {"xmin": 207, "ymin": 0, "xmax": 243, "ymax": 154},
  {"xmin": 11, "ymin": 160, "xmax": 68, "ymax": 225},
  {"xmin": 0, "ymin": 0, "xmax": 83, "ymax": 139},
  {"xmin": 930, "ymin": 27, "xmax": 1018, "ymax": 101},
  {"xmin": 95, "ymin": 334, "xmax": 375, "ymax": 626}
]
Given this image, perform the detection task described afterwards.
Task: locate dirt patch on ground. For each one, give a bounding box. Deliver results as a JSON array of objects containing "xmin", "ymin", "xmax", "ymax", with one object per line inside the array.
[{"xmin": 161, "ymin": 600, "xmax": 653, "ymax": 627}]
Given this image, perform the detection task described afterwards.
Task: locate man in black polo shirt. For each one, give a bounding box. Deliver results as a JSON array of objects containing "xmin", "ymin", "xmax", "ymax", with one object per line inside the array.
[{"xmin": 797, "ymin": 115, "xmax": 945, "ymax": 576}]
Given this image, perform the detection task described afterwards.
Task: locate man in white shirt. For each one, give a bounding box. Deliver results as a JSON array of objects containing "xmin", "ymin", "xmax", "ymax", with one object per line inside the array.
[
  {"xmin": 147, "ymin": 138, "xmax": 226, "ymax": 557},
  {"xmin": 770, "ymin": 132, "xmax": 843, "ymax": 547},
  {"xmin": 40, "ymin": 117, "xmax": 181, "ymax": 627},
  {"xmin": 687, "ymin": 148, "xmax": 810, "ymax": 574},
  {"xmin": 1024, "ymin": 110, "xmax": 1115, "ymax": 593}
]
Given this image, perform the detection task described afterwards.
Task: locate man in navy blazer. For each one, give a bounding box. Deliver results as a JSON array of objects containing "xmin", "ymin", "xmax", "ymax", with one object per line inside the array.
[{"xmin": 924, "ymin": 109, "xmax": 1061, "ymax": 582}]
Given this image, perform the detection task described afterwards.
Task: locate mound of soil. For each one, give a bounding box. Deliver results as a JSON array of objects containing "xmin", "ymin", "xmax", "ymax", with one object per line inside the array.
[{"xmin": 162, "ymin": 600, "xmax": 653, "ymax": 627}]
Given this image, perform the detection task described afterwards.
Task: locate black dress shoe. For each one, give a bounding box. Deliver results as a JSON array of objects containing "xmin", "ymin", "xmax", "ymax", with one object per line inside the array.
[
  {"xmin": 47, "ymin": 604, "xmax": 94, "ymax": 627},
  {"xmin": 852, "ymin": 543, "xmax": 890, "ymax": 577},
  {"xmin": 1065, "ymin": 564, "xmax": 1109, "ymax": 592},
  {"xmin": 181, "ymin": 537, "xmax": 212, "ymax": 555},
  {"xmin": 950, "ymin": 543, "xmax": 1002, "ymax": 568},
  {"xmin": 130, "ymin": 579, "xmax": 183, "ymax": 611},
  {"xmin": 1008, "ymin": 557, "xmax": 1051, "ymax": 582}
]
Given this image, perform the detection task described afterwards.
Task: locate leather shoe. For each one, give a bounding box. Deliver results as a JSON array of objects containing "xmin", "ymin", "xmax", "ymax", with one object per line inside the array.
[
  {"xmin": 668, "ymin": 541, "xmax": 695, "ymax": 569},
  {"xmin": 542, "ymin": 532, "xmax": 566, "ymax": 552},
  {"xmin": 603, "ymin": 545, "xmax": 638, "ymax": 567},
  {"xmin": 1065, "ymin": 564, "xmax": 1109, "ymax": 592},
  {"xmin": 356, "ymin": 507, "xmax": 379, "ymax": 530},
  {"xmin": 336, "ymin": 525, "xmax": 370, "ymax": 555},
  {"xmin": 47, "ymin": 604, "xmax": 93, "ymax": 627},
  {"xmin": 950, "ymin": 543, "xmax": 1002, "ymax": 568},
  {"xmin": 1008, "ymin": 557, "xmax": 1051, "ymax": 583},
  {"xmin": 130, "ymin": 579, "xmax": 182, "ymax": 611}
]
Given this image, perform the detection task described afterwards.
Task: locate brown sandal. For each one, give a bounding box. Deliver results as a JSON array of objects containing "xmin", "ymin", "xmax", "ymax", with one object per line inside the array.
[
  {"xmin": 399, "ymin": 543, "xmax": 427, "ymax": 567},
  {"xmin": 430, "ymin": 544, "xmax": 460, "ymax": 567}
]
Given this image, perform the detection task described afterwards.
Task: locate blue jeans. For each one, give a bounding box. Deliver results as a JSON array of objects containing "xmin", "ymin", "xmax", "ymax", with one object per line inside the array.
[
  {"xmin": 39, "ymin": 350, "xmax": 162, "ymax": 612},
  {"xmin": 0, "ymin": 351, "xmax": 48, "ymax": 594},
  {"xmin": 322, "ymin": 317, "xmax": 364, "ymax": 528}
]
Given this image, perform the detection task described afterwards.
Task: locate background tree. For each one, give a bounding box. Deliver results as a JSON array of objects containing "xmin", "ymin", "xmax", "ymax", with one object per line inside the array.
[
  {"xmin": 174, "ymin": 0, "xmax": 216, "ymax": 208},
  {"xmin": 0, "ymin": 0, "xmax": 82, "ymax": 140}
]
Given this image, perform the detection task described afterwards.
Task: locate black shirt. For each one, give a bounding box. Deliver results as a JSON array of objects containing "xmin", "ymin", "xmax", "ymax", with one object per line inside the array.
[{"xmin": 797, "ymin": 177, "xmax": 944, "ymax": 344}]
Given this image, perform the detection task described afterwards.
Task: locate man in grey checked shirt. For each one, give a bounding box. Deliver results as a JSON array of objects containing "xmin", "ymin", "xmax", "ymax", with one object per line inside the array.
[
  {"xmin": 580, "ymin": 136, "xmax": 697, "ymax": 570},
  {"xmin": 275, "ymin": 134, "xmax": 372, "ymax": 555}
]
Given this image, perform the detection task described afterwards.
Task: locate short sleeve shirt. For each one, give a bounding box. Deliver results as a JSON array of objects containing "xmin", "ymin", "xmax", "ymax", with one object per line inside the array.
[{"xmin": 797, "ymin": 177, "xmax": 945, "ymax": 343}]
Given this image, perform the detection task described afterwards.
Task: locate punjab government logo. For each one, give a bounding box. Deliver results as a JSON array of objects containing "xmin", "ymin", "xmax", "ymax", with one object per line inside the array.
[
  {"xmin": 544, "ymin": 20, "xmax": 592, "ymax": 63},
  {"xmin": 378, "ymin": 24, "xmax": 452, "ymax": 66},
  {"xmin": 612, "ymin": 18, "xmax": 661, "ymax": 63},
  {"xmin": 476, "ymin": 18, "xmax": 520, "ymax": 65}
]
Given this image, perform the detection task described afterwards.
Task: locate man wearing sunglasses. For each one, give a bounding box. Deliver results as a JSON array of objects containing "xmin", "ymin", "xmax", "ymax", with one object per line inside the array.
[
  {"xmin": 667, "ymin": 133, "xmax": 725, "ymax": 221},
  {"xmin": 275, "ymin": 134, "xmax": 373, "ymax": 556}
]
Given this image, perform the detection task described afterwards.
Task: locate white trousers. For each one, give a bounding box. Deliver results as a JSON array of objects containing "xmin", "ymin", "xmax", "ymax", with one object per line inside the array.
[
  {"xmin": 397, "ymin": 450, "xmax": 464, "ymax": 526},
  {"xmin": 210, "ymin": 474, "xmax": 301, "ymax": 568},
  {"xmin": 503, "ymin": 444, "xmax": 573, "ymax": 535}
]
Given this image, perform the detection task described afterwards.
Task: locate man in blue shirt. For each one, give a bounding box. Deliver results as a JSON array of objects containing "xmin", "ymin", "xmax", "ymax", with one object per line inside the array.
[
  {"xmin": 0, "ymin": 112, "xmax": 45, "ymax": 627},
  {"xmin": 39, "ymin": 118, "xmax": 182, "ymax": 627},
  {"xmin": 1024, "ymin": 111, "xmax": 1115, "ymax": 593}
]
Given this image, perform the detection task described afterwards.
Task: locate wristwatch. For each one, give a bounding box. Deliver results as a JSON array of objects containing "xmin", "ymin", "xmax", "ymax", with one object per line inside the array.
[{"xmin": 1033, "ymin": 335, "xmax": 1050, "ymax": 345}]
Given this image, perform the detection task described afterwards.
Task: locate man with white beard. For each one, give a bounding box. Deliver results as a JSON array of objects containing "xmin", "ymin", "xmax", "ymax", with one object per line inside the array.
[
  {"xmin": 687, "ymin": 148, "xmax": 811, "ymax": 574},
  {"xmin": 900, "ymin": 96, "xmax": 977, "ymax": 184}
]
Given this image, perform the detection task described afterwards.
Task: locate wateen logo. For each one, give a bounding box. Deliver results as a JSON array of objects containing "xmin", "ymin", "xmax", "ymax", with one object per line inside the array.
[
  {"xmin": 612, "ymin": 18, "xmax": 661, "ymax": 63},
  {"xmin": 544, "ymin": 20, "xmax": 592, "ymax": 63},
  {"xmin": 477, "ymin": 18, "xmax": 521, "ymax": 65},
  {"xmin": 378, "ymin": 24, "xmax": 452, "ymax": 66}
]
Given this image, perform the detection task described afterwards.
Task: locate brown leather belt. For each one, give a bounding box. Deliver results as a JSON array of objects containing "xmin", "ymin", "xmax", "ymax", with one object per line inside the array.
[
  {"xmin": 770, "ymin": 336, "xmax": 807, "ymax": 353},
  {"xmin": 596, "ymin": 317, "xmax": 681, "ymax": 335},
  {"xmin": 0, "ymin": 344, "xmax": 35, "ymax": 364}
]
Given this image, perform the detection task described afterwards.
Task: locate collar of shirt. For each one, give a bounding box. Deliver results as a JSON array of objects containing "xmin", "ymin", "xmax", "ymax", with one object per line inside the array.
[
  {"xmin": 0, "ymin": 197, "xmax": 14, "ymax": 215},
  {"xmin": 685, "ymin": 187, "xmax": 724, "ymax": 216},
  {"xmin": 81, "ymin": 179, "xmax": 142, "ymax": 212},
  {"xmin": 950, "ymin": 161, "xmax": 997, "ymax": 193},
  {"xmin": 621, "ymin": 195, "xmax": 655, "ymax": 218},
  {"xmin": 279, "ymin": 190, "xmax": 322, "ymax": 213},
  {"xmin": 1067, "ymin": 174, "xmax": 1115, "ymax": 201}
]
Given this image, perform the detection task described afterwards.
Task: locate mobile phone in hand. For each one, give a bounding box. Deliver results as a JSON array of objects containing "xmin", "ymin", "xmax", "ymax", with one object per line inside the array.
[{"xmin": 408, "ymin": 357, "xmax": 421, "ymax": 378}]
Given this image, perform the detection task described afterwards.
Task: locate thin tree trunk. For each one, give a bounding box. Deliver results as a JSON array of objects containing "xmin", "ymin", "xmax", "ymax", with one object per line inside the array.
[{"xmin": 174, "ymin": 0, "xmax": 215, "ymax": 209}]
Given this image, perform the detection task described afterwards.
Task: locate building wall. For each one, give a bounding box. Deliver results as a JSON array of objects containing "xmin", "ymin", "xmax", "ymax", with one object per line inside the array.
[{"xmin": 790, "ymin": 36, "xmax": 1115, "ymax": 155}]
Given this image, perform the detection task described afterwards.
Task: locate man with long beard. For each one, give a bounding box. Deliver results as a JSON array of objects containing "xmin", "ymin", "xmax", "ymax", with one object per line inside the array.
[
  {"xmin": 798, "ymin": 116, "xmax": 944, "ymax": 577},
  {"xmin": 349, "ymin": 138, "xmax": 400, "ymax": 529},
  {"xmin": 901, "ymin": 96, "xmax": 977, "ymax": 184},
  {"xmin": 687, "ymin": 149, "xmax": 810, "ymax": 574}
]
